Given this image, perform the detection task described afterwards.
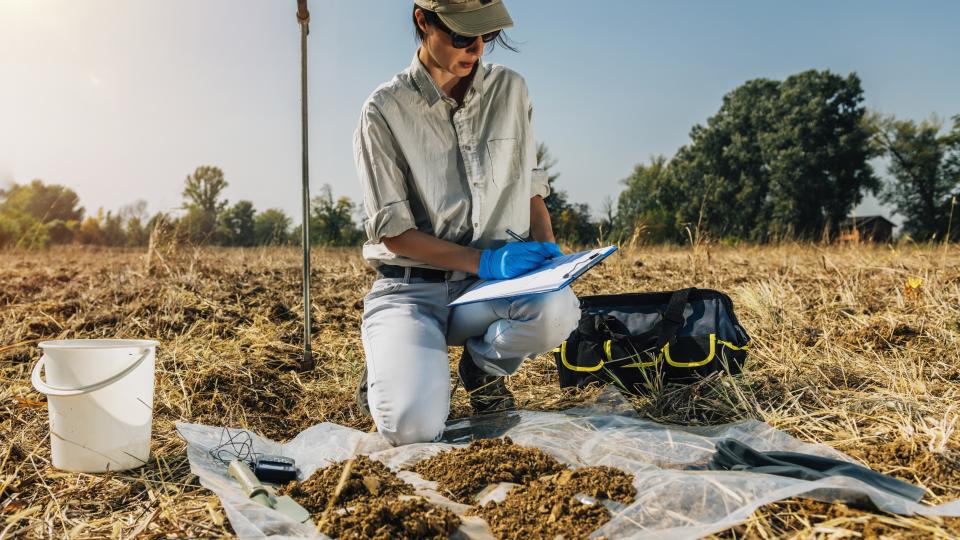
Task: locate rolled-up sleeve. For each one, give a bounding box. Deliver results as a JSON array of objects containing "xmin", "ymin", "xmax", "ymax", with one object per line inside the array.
[
  {"xmin": 530, "ymin": 167, "xmax": 550, "ymax": 199},
  {"xmin": 354, "ymin": 102, "xmax": 417, "ymax": 243}
]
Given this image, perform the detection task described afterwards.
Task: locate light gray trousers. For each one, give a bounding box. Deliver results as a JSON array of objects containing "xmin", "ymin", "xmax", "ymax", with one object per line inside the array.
[{"xmin": 360, "ymin": 272, "xmax": 581, "ymax": 446}]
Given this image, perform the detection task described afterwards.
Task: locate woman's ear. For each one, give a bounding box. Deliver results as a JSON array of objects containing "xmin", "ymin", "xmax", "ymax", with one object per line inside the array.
[{"xmin": 414, "ymin": 8, "xmax": 429, "ymax": 35}]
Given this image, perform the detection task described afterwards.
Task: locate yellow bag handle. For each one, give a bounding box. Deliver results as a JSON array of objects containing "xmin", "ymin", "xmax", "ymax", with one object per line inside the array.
[
  {"xmin": 717, "ymin": 339, "xmax": 749, "ymax": 351},
  {"xmin": 663, "ymin": 333, "xmax": 716, "ymax": 367},
  {"xmin": 556, "ymin": 340, "xmax": 604, "ymax": 372}
]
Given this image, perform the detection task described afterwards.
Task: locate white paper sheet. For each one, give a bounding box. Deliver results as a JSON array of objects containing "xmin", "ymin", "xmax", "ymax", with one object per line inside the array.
[{"xmin": 449, "ymin": 245, "xmax": 616, "ymax": 306}]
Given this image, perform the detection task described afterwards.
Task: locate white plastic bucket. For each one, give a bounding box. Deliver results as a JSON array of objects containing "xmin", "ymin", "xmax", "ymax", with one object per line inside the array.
[{"xmin": 31, "ymin": 339, "xmax": 158, "ymax": 472}]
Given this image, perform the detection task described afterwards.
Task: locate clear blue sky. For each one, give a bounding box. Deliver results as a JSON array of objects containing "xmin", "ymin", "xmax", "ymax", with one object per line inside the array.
[{"xmin": 2, "ymin": 0, "xmax": 958, "ymax": 225}]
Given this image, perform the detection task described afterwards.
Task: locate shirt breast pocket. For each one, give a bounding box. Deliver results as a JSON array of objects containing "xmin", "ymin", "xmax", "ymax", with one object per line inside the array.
[{"xmin": 486, "ymin": 138, "xmax": 520, "ymax": 189}]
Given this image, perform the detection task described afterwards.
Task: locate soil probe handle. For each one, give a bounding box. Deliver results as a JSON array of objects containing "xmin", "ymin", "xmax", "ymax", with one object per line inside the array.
[
  {"xmin": 229, "ymin": 460, "xmax": 276, "ymax": 508},
  {"xmin": 296, "ymin": 0, "xmax": 309, "ymax": 23}
]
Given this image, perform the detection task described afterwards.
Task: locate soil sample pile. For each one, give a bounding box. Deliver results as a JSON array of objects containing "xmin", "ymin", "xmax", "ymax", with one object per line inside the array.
[
  {"xmin": 325, "ymin": 497, "xmax": 460, "ymax": 540},
  {"xmin": 544, "ymin": 466, "xmax": 637, "ymax": 504},
  {"xmin": 282, "ymin": 455, "xmax": 414, "ymax": 513},
  {"xmin": 412, "ymin": 436, "xmax": 566, "ymax": 503},
  {"xmin": 476, "ymin": 466, "xmax": 637, "ymax": 540},
  {"xmin": 283, "ymin": 455, "xmax": 461, "ymax": 539}
]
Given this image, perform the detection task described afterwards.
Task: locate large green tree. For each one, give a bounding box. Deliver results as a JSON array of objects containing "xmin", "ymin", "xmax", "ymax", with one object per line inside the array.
[
  {"xmin": 0, "ymin": 179, "xmax": 84, "ymax": 224},
  {"xmin": 217, "ymin": 200, "xmax": 257, "ymax": 246},
  {"xmin": 764, "ymin": 71, "xmax": 879, "ymax": 237},
  {"xmin": 0, "ymin": 179, "xmax": 84, "ymax": 246},
  {"xmin": 307, "ymin": 185, "xmax": 363, "ymax": 246},
  {"xmin": 181, "ymin": 166, "xmax": 228, "ymax": 243},
  {"xmin": 614, "ymin": 155, "xmax": 678, "ymax": 243},
  {"xmin": 669, "ymin": 78, "xmax": 779, "ymax": 241},
  {"xmin": 873, "ymin": 115, "xmax": 960, "ymax": 241},
  {"xmin": 665, "ymin": 70, "xmax": 878, "ymax": 241},
  {"xmin": 182, "ymin": 166, "xmax": 228, "ymax": 214},
  {"xmin": 254, "ymin": 208, "xmax": 292, "ymax": 245},
  {"xmin": 180, "ymin": 207, "xmax": 218, "ymax": 243}
]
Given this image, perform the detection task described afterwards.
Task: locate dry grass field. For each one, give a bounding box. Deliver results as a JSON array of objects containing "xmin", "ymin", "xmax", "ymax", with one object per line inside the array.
[{"xmin": 1, "ymin": 242, "xmax": 959, "ymax": 539}]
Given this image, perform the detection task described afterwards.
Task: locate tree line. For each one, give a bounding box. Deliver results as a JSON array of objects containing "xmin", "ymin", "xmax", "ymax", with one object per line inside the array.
[
  {"xmin": 0, "ymin": 167, "xmax": 363, "ymax": 250},
  {"xmin": 604, "ymin": 70, "xmax": 959, "ymax": 245},
  {"xmin": 536, "ymin": 70, "xmax": 958, "ymax": 246},
  {"xmin": 2, "ymin": 68, "xmax": 957, "ymax": 250}
]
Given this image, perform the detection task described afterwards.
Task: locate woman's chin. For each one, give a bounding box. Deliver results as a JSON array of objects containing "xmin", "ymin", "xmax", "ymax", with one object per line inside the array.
[{"xmin": 452, "ymin": 62, "xmax": 475, "ymax": 76}]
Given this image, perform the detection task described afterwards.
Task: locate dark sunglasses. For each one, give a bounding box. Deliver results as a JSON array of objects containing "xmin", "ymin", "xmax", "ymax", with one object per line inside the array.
[{"xmin": 426, "ymin": 12, "xmax": 500, "ymax": 49}]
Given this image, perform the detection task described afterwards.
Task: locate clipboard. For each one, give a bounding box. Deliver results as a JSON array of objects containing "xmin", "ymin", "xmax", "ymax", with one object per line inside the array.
[{"xmin": 448, "ymin": 245, "xmax": 618, "ymax": 307}]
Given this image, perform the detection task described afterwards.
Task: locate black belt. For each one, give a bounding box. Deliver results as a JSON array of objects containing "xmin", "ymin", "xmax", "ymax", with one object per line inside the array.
[{"xmin": 377, "ymin": 264, "xmax": 449, "ymax": 281}]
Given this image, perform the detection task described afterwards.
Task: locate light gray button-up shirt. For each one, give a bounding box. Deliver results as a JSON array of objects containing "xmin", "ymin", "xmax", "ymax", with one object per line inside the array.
[{"xmin": 353, "ymin": 53, "xmax": 549, "ymax": 274}]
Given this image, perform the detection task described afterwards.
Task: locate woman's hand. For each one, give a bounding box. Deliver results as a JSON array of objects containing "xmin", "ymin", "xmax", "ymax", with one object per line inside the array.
[{"xmin": 478, "ymin": 242, "xmax": 563, "ymax": 280}]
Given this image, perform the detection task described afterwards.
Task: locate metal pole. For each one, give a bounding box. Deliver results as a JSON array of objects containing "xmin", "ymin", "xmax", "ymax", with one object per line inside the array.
[{"xmin": 297, "ymin": 0, "xmax": 314, "ymax": 371}]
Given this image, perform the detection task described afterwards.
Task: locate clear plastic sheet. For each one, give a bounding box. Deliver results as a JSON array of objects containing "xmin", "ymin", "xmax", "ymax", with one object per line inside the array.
[{"xmin": 177, "ymin": 388, "xmax": 960, "ymax": 540}]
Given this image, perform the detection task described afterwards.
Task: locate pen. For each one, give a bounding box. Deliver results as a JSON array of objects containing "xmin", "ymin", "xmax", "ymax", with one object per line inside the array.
[
  {"xmin": 505, "ymin": 228, "xmax": 526, "ymax": 242},
  {"xmin": 507, "ymin": 228, "xmax": 561, "ymax": 261}
]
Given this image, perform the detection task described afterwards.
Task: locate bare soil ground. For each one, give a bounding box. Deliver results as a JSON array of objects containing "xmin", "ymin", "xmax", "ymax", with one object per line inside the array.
[{"xmin": 2, "ymin": 242, "xmax": 960, "ymax": 538}]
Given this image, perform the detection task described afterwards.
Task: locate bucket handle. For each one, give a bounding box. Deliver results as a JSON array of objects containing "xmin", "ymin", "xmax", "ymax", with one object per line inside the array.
[{"xmin": 31, "ymin": 348, "xmax": 153, "ymax": 397}]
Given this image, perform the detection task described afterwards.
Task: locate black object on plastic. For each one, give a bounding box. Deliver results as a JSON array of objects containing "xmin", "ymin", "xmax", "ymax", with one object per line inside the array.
[
  {"xmin": 708, "ymin": 438, "xmax": 925, "ymax": 502},
  {"xmin": 254, "ymin": 455, "xmax": 298, "ymax": 484}
]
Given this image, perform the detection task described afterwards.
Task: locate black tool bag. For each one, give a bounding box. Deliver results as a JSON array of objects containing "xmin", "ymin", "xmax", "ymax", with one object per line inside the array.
[{"xmin": 554, "ymin": 288, "xmax": 751, "ymax": 394}]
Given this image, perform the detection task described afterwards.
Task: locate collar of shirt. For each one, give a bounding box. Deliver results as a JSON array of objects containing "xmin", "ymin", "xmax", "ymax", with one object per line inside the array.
[{"xmin": 409, "ymin": 52, "xmax": 485, "ymax": 107}]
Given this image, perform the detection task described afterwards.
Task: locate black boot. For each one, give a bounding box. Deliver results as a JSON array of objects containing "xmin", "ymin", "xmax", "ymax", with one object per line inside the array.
[
  {"xmin": 457, "ymin": 349, "xmax": 516, "ymax": 415},
  {"xmin": 355, "ymin": 365, "xmax": 371, "ymax": 418}
]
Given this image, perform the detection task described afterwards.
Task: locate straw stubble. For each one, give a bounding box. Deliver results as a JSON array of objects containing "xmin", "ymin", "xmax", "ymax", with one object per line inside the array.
[{"xmin": 1, "ymin": 243, "xmax": 958, "ymax": 538}]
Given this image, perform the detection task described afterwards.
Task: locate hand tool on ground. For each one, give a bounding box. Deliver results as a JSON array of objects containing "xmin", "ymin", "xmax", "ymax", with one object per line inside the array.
[{"xmin": 229, "ymin": 459, "xmax": 310, "ymax": 523}]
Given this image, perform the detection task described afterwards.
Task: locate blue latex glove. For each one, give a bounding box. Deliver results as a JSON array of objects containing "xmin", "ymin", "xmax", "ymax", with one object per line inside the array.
[{"xmin": 478, "ymin": 242, "xmax": 564, "ymax": 280}]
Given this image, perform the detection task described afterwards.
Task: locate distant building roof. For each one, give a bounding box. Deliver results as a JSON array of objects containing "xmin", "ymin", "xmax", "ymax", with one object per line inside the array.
[{"xmin": 840, "ymin": 215, "xmax": 895, "ymax": 228}]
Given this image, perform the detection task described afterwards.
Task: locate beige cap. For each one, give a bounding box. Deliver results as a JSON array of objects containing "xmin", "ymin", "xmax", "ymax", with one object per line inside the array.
[{"xmin": 414, "ymin": 0, "xmax": 514, "ymax": 37}]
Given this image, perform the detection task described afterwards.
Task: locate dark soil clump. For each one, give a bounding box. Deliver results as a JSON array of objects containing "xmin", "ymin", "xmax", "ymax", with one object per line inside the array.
[
  {"xmin": 411, "ymin": 436, "xmax": 566, "ymax": 503},
  {"xmin": 476, "ymin": 466, "xmax": 637, "ymax": 540},
  {"xmin": 283, "ymin": 455, "xmax": 460, "ymax": 538},
  {"xmin": 324, "ymin": 497, "xmax": 460, "ymax": 540},
  {"xmin": 545, "ymin": 466, "xmax": 637, "ymax": 504},
  {"xmin": 282, "ymin": 455, "xmax": 414, "ymax": 513}
]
